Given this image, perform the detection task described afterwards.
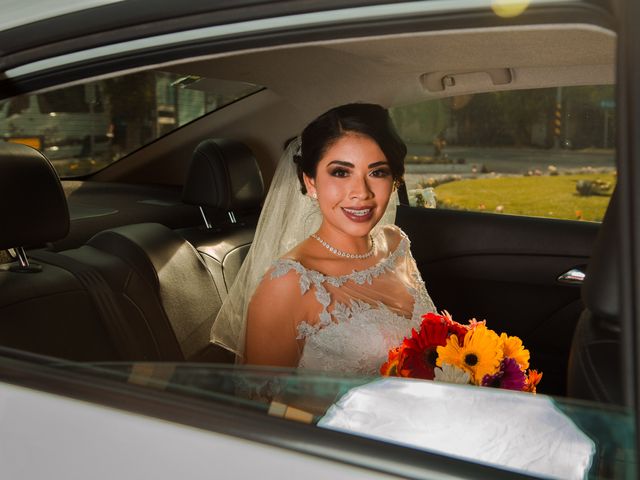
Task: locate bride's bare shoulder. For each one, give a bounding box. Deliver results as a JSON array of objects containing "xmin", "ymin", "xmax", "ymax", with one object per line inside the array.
[
  {"xmin": 247, "ymin": 266, "xmax": 303, "ymax": 334},
  {"xmin": 378, "ymin": 224, "xmax": 406, "ymax": 252},
  {"xmin": 246, "ymin": 261, "xmax": 305, "ymax": 366}
]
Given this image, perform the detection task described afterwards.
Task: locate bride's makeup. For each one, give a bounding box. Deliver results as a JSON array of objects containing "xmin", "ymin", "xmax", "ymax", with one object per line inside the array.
[
  {"xmin": 341, "ymin": 206, "xmax": 374, "ymax": 223},
  {"xmin": 306, "ymin": 133, "xmax": 393, "ymax": 246}
]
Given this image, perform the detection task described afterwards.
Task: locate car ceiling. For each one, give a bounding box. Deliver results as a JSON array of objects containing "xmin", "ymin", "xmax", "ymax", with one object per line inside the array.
[
  {"xmin": 0, "ymin": 1, "xmax": 617, "ymax": 187},
  {"xmin": 0, "ymin": 0, "xmax": 615, "ymax": 97},
  {"xmin": 174, "ymin": 24, "xmax": 615, "ymax": 113},
  {"xmin": 90, "ymin": 22, "xmax": 614, "ymax": 187}
]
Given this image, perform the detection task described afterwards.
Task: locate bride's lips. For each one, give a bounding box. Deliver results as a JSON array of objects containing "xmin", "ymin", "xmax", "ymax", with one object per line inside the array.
[{"xmin": 341, "ymin": 206, "xmax": 375, "ymax": 223}]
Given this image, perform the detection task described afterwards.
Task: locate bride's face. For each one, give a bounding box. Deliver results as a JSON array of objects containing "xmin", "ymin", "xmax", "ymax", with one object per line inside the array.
[{"xmin": 303, "ymin": 133, "xmax": 394, "ymax": 240}]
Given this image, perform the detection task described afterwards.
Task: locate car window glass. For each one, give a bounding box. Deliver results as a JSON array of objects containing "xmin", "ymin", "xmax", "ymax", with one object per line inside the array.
[
  {"xmin": 37, "ymin": 85, "xmax": 95, "ymax": 113},
  {"xmin": 0, "ymin": 71, "xmax": 262, "ymax": 177},
  {"xmin": 391, "ymin": 86, "xmax": 616, "ymax": 222},
  {"xmin": 61, "ymin": 362, "xmax": 636, "ymax": 479},
  {"xmin": 7, "ymin": 96, "xmax": 29, "ymax": 116}
]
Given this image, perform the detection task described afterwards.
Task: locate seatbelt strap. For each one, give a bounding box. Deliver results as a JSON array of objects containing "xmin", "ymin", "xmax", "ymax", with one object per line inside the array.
[{"xmin": 31, "ymin": 251, "xmax": 141, "ymax": 359}]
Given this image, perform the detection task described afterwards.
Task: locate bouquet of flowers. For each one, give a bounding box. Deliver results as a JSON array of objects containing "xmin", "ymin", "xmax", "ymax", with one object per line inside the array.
[{"xmin": 380, "ymin": 311, "xmax": 542, "ymax": 393}]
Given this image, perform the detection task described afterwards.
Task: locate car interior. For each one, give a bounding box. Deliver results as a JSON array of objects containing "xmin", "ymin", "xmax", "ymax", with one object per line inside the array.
[{"xmin": 0, "ymin": 17, "xmax": 620, "ymax": 403}]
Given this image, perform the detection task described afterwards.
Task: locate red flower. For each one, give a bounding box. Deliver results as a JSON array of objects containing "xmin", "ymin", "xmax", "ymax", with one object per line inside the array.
[{"xmin": 400, "ymin": 313, "xmax": 458, "ymax": 379}]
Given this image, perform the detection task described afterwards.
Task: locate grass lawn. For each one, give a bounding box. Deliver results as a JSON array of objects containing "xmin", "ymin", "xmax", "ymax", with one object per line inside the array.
[{"xmin": 434, "ymin": 173, "xmax": 616, "ymax": 221}]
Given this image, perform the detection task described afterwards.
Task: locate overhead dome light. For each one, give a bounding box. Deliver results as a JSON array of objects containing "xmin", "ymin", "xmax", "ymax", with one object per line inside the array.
[
  {"xmin": 420, "ymin": 69, "xmax": 513, "ymax": 93},
  {"xmin": 491, "ymin": 0, "xmax": 531, "ymax": 18}
]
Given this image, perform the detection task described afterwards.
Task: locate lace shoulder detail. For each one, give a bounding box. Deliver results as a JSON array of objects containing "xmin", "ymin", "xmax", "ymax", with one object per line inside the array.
[
  {"xmin": 271, "ymin": 258, "xmax": 332, "ymax": 326},
  {"xmin": 270, "ymin": 229, "xmax": 413, "ymax": 338},
  {"xmin": 271, "ymin": 233, "xmax": 409, "ymax": 289},
  {"xmin": 271, "ymin": 259, "xmax": 324, "ymax": 295},
  {"xmin": 296, "ymin": 299, "xmax": 377, "ymax": 339}
]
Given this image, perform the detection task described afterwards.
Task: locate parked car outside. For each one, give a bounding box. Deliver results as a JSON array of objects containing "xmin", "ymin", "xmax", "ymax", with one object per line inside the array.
[{"xmin": 0, "ymin": 84, "xmax": 112, "ymax": 175}]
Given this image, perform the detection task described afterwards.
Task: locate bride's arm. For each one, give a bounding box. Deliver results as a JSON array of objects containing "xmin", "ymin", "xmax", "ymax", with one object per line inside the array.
[{"xmin": 245, "ymin": 269, "xmax": 302, "ymax": 367}]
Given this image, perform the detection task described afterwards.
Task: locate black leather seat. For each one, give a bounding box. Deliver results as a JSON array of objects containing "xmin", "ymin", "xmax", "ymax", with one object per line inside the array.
[
  {"xmin": 0, "ymin": 142, "xmax": 229, "ymax": 362},
  {"xmin": 0, "ymin": 142, "xmax": 120, "ymax": 360},
  {"xmin": 567, "ymin": 189, "xmax": 623, "ymax": 404},
  {"xmin": 180, "ymin": 138, "xmax": 264, "ymax": 297},
  {"xmin": 81, "ymin": 222, "xmax": 224, "ymax": 360},
  {"xmin": 64, "ymin": 138, "xmax": 267, "ymax": 363}
]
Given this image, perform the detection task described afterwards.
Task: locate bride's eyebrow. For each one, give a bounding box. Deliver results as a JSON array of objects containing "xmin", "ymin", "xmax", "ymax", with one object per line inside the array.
[
  {"xmin": 368, "ymin": 161, "xmax": 389, "ymax": 168},
  {"xmin": 327, "ymin": 160, "xmax": 353, "ymax": 168},
  {"xmin": 326, "ymin": 160, "xmax": 389, "ymax": 168}
]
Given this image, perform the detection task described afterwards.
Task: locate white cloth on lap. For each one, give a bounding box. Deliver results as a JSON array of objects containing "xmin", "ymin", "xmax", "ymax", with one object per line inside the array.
[{"xmin": 318, "ymin": 378, "xmax": 594, "ymax": 480}]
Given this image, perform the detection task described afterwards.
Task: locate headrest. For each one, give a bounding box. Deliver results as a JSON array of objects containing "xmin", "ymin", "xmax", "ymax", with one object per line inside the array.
[
  {"xmin": 182, "ymin": 138, "xmax": 264, "ymax": 211},
  {"xmin": 0, "ymin": 142, "xmax": 69, "ymax": 250},
  {"xmin": 582, "ymin": 188, "xmax": 620, "ymax": 321}
]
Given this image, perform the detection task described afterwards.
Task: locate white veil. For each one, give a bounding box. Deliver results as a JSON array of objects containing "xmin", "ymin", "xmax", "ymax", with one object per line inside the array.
[{"xmin": 210, "ymin": 137, "xmax": 398, "ymax": 360}]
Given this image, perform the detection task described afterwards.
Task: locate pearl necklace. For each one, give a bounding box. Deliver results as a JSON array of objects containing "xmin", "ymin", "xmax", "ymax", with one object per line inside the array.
[{"xmin": 311, "ymin": 233, "xmax": 375, "ymax": 259}]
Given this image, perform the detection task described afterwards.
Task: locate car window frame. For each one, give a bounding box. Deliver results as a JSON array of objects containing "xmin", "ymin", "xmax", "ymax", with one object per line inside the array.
[
  {"xmin": 614, "ymin": 0, "xmax": 640, "ymax": 451},
  {"xmin": 0, "ymin": 1, "xmax": 615, "ymax": 100},
  {"xmin": 0, "ymin": 0, "xmax": 634, "ymax": 477},
  {"xmin": 0, "ymin": 349, "xmax": 540, "ymax": 480}
]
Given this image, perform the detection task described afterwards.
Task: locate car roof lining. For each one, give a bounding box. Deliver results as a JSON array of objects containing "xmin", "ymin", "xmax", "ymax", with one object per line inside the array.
[
  {"xmin": 90, "ymin": 22, "xmax": 615, "ymax": 186},
  {"xmin": 164, "ymin": 23, "xmax": 615, "ymax": 112},
  {"xmin": 10, "ymin": 22, "xmax": 614, "ymax": 107}
]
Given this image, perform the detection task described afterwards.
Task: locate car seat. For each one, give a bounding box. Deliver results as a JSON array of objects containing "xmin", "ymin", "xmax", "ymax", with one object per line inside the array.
[
  {"xmin": 179, "ymin": 138, "xmax": 264, "ymax": 297},
  {"xmin": 567, "ymin": 188, "xmax": 623, "ymax": 404},
  {"xmin": 0, "ymin": 142, "xmax": 121, "ymax": 360}
]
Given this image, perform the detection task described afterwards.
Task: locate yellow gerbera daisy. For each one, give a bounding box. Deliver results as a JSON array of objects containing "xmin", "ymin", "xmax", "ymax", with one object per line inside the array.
[
  {"xmin": 500, "ymin": 333, "xmax": 530, "ymax": 370},
  {"xmin": 436, "ymin": 324, "xmax": 503, "ymax": 384}
]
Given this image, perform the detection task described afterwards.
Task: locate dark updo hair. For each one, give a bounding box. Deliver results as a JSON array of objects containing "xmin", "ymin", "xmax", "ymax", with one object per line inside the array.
[{"xmin": 293, "ymin": 103, "xmax": 406, "ymax": 194}]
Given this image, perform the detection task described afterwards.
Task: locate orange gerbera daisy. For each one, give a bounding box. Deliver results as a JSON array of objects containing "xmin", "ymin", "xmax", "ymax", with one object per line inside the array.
[
  {"xmin": 500, "ymin": 333, "xmax": 530, "ymax": 370},
  {"xmin": 436, "ymin": 324, "xmax": 503, "ymax": 384},
  {"xmin": 380, "ymin": 346, "xmax": 405, "ymax": 376},
  {"xmin": 524, "ymin": 369, "xmax": 543, "ymax": 393}
]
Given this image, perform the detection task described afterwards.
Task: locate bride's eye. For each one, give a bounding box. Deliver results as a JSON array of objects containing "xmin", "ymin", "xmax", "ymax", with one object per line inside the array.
[
  {"xmin": 330, "ymin": 167, "xmax": 349, "ymax": 177},
  {"xmin": 370, "ymin": 168, "xmax": 391, "ymax": 178}
]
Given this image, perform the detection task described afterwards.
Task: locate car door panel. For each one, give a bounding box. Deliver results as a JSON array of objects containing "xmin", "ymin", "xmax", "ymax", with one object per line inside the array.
[{"xmin": 396, "ymin": 205, "xmax": 599, "ymax": 396}]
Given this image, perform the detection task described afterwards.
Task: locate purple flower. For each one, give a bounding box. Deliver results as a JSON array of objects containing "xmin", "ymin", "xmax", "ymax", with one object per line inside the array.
[{"xmin": 481, "ymin": 357, "xmax": 526, "ymax": 391}]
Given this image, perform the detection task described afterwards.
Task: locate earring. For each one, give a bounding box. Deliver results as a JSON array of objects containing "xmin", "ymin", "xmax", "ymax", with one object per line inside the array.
[{"xmin": 311, "ymin": 192, "xmax": 317, "ymax": 199}]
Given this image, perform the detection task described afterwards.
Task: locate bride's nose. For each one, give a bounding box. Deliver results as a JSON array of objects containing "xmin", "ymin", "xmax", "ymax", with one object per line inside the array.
[{"xmin": 349, "ymin": 175, "xmax": 373, "ymax": 199}]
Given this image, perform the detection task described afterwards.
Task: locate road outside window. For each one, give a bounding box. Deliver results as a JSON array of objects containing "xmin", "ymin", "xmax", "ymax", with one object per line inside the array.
[{"xmin": 391, "ymin": 86, "xmax": 616, "ymax": 222}]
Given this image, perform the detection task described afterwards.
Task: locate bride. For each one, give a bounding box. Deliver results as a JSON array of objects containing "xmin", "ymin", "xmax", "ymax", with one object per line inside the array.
[{"xmin": 211, "ymin": 103, "xmax": 436, "ymax": 374}]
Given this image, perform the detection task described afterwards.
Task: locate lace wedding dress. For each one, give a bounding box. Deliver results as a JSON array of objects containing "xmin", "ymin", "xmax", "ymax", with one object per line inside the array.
[
  {"xmin": 210, "ymin": 138, "xmax": 436, "ymax": 373},
  {"xmin": 270, "ymin": 225, "xmax": 436, "ymax": 375}
]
